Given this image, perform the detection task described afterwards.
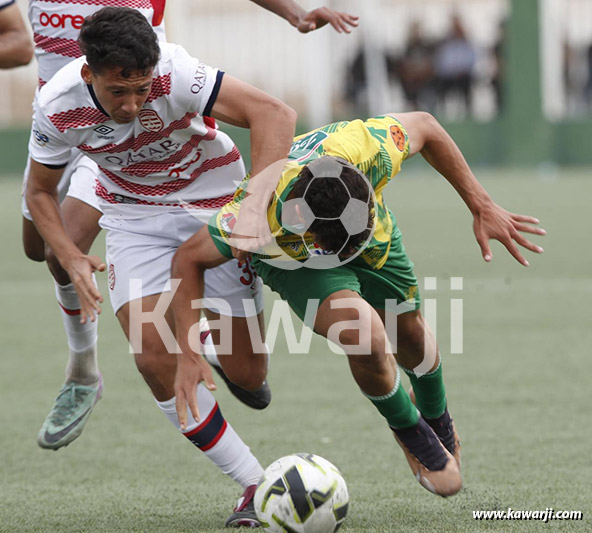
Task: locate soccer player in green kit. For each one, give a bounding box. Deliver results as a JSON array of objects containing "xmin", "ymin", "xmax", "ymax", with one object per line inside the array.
[{"xmin": 170, "ymin": 112, "xmax": 546, "ymax": 497}]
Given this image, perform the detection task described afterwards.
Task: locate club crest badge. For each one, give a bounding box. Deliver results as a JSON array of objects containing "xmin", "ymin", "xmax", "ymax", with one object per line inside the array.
[
  {"xmin": 138, "ymin": 109, "xmax": 164, "ymax": 132},
  {"xmin": 389, "ymin": 124, "xmax": 407, "ymax": 152}
]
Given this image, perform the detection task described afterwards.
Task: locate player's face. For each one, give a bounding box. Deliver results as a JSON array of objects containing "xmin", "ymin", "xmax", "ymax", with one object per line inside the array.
[{"xmin": 82, "ymin": 64, "xmax": 153, "ymax": 124}]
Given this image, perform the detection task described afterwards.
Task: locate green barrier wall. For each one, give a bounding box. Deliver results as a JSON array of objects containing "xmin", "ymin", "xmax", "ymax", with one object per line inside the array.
[{"xmin": 2, "ymin": 0, "xmax": 591, "ymax": 175}]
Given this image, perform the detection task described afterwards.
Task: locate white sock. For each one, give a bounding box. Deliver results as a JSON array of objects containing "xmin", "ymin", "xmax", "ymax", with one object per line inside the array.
[
  {"xmin": 155, "ymin": 385, "xmax": 263, "ymax": 488},
  {"xmin": 199, "ymin": 318, "xmax": 221, "ymax": 367},
  {"xmin": 55, "ymin": 279, "xmax": 99, "ymax": 385}
]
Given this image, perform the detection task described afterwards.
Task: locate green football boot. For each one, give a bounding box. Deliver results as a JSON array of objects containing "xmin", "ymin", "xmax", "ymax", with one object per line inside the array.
[{"xmin": 37, "ymin": 375, "xmax": 102, "ymax": 450}]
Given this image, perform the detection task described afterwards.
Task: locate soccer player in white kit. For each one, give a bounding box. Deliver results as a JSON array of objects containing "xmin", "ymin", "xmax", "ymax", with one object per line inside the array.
[
  {"xmin": 26, "ymin": 7, "xmax": 298, "ymax": 527},
  {"xmin": 22, "ymin": 0, "xmax": 358, "ymax": 452}
]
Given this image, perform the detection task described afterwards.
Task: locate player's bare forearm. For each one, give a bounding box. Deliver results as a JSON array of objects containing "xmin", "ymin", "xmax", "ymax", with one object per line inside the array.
[
  {"xmin": 26, "ymin": 159, "xmax": 105, "ymax": 319},
  {"xmin": 0, "ymin": 4, "xmax": 34, "ymax": 68},
  {"xmin": 26, "ymin": 161, "xmax": 82, "ymax": 265},
  {"xmin": 392, "ymin": 112, "xmax": 492, "ymax": 214},
  {"xmin": 212, "ymin": 74, "xmax": 295, "ymax": 255},
  {"xmin": 249, "ymin": 0, "xmax": 304, "ymax": 27},
  {"xmin": 393, "ymin": 112, "xmax": 545, "ymax": 265},
  {"xmin": 249, "ymin": 0, "xmax": 358, "ymax": 33},
  {"xmin": 171, "ymin": 229, "xmax": 228, "ymax": 428},
  {"xmin": 171, "ymin": 227, "xmax": 229, "ymax": 355},
  {"xmin": 212, "ymin": 74, "xmax": 296, "ymax": 191}
]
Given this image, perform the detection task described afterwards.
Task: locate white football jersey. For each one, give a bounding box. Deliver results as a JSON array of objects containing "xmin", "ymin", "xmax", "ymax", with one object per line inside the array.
[
  {"xmin": 29, "ymin": 42, "xmax": 242, "ymax": 219},
  {"xmin": 0, "ymin": 0, "xmax": 15, "ymax": 10},
  {"xmin": 29, "ymin": 0, "xmax": 167, "ymax": 86}
]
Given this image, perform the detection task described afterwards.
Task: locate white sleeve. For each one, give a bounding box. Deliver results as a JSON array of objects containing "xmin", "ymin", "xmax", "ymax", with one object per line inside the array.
[
  {"xmin": 28, "ymin": 104, "xmax": 72, "ymax": 167},
  {"xmin": 172, "ymin": 46, "xmax": 224, "ymax": 117},
  {"xmin": 0, "ymin": 0, "xmax": 16, "ymax": 10}
]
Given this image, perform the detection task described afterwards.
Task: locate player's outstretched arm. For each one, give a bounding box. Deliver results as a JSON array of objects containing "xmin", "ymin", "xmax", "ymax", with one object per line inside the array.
[
  {"xmin": 249, "ymin": 0, "xmax": 358, "ymax": 33},
  {"xmin": 0, "ymin": 3, "xmax": 33, "ymax": 68},
  {"xmin": 211, "ymin": 74, "xmax": 296, "ymax": 260},
  {"xmin": 171, "ymin": 226, "xmax": 230, "ymax": 430},
  {"xmin": 391, "ymin": 112, "xmax": 546, "ymax": 266},
  {"xmin": 25, "ymin": 160, "xmax": 105, "ymax": 322}
]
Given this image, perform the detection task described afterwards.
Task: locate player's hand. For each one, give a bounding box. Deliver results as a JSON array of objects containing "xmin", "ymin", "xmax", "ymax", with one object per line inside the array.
[
  {"xmin": 472, "ymin": 202, "xmax": 546, "ymax": 266},
  {"xmin": 228, "ymin": 208, "xmax": 274, "ymax": 262},
  {"xmin": 63, "ymin": 254, "xmax": 105, "ymax": 323},
  {"xmin": 296, "ymin": 7, "xmax": 359, "ymax": 34},
  {"xmin": 174, "ymin": 353, "xmax": 216, "ymax": 431}
]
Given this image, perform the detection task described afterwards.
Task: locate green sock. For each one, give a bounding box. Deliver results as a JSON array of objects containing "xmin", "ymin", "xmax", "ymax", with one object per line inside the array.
[
  {"xmin": 403, "ymin": 356, "xmax": 447, "ymax": 419},
  {"xmin": 362, "ymin": 371, "xmax": 419, "ymax": 429}
]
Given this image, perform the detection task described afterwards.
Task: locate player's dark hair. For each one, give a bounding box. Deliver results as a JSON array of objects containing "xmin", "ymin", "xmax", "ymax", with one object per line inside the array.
[
  {"xmin": 292, "ymin": 157, "xmax": 374, "ymax": 257},
  {"xmin": 79, "ymin": 7, "xmax": 160, "ymax": 76}
]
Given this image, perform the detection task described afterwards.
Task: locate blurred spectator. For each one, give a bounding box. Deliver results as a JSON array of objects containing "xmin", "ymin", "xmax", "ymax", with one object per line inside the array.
[
  {"xmin": 584, "ymin": 43, "xmax": 592, "ymax": 107},
  {"xmin": 345, "ymin": 45, "xmax": 368, "ymax": 114},
  {"xmin": 391, "ymin": 21, "xmax": 435, "ymax": 111},
  {"xmin": 490, "ymin": 19, "xmax": 506, "ymax": 113},
  {"xmin": 433, "ymin": 15, "xmax": 476, "ymax": 117}
]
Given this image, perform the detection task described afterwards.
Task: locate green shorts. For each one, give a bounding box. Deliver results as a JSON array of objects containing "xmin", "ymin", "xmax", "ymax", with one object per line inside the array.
[{"xmin": 209, "ymin": 217, "xmax": 420, "ymax": 325}]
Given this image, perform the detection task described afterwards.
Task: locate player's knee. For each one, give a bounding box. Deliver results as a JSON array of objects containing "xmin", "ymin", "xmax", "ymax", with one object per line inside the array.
[
  {"xmin": 224, "ymin": 357, "xmax": 267, "ymax": 391},
  {"xmin": 23, "ymin": 239, "xmax": 45, "ymax": 262},
  {"xmin": 45, "ymin": 247, "xmax": 71, "ymax": 285},
  {"xmin": 134, "ymin": 348, "xmax": 170, "ymax": 381}
]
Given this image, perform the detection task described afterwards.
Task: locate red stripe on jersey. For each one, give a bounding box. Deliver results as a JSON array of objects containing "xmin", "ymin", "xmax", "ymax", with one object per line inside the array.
[
  {"xmin": 58, "ymin": 302, "xmax": 81, "ymax": 316},
  {"xmin": 95, "ymin": 182, "xmax": 234, "ymax": 209},
  {"xmin": 146, "ymin": 73, "xmax": 171, "ymax": 103},
  {"xmin": 150, "ymin": 0, "xmax": 166, "ymax": 27},
  {"xmin": 121, "ymin": 130, "xmax": 216, "ymax": 178},
  {"xmin": 49, "ymin": 106, "xmax": 109, "ymax": 133},
  {"xmin": 98, "ymin": 145, "xmax": 240, "ymax": 196},
  {"xmin": 34, "ymin": 33, "xmax": 82, "ymax": 59},
  {"xmin": 39, "ymin": 78, "xmax": 47, "ymax": 88},
  {"xmin": 189, "ymin": 145, "xmax": 241, "ymax": 180},
  {"xmin": 78, "ymin": 111, "xmax": 197, "ymax": 155},
  {"xmin": 38, "ymin": 0, "xmax": 153, "ymax": 8}
]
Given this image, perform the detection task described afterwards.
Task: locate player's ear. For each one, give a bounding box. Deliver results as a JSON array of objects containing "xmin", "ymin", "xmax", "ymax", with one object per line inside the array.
[{"xmin": 81, "ymin": 63, "xmax": 93, "ymax": 85}]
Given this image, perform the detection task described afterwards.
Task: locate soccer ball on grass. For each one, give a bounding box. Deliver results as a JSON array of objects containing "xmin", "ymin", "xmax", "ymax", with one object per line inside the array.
[{"xmin": 254, "ymin": 453, "xmax": 349, "ymax": 532}]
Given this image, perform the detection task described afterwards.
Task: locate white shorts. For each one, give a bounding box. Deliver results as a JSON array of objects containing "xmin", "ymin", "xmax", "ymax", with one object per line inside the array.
[
  {"xmin": 21, "ymin": 148, "xmax": 101, "ymax": 221},
  {"xmin": 101, "ymin": 209, "xmax": 264, "ymax": 317}
]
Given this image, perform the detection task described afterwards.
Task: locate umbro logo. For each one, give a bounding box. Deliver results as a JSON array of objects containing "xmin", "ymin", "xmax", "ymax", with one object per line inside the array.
[{"xmin": 94, "ymin": 124, "xmax": 115, "ymax": 136}]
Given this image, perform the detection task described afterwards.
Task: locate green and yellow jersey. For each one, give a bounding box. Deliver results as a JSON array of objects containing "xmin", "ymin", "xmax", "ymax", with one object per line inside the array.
[{"xmin": 210, "ymin": 115, "xmax": 410, "ymax": 270}]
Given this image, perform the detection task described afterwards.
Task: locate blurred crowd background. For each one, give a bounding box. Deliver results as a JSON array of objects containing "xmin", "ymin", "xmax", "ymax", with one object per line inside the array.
[{"xmin": 1, "ymin": 0, "xmax": 592, "ymax": 167}]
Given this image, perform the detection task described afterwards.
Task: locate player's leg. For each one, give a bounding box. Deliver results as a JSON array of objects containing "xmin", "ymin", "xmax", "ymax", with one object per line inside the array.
[
  {"xmin": 253, "ymin": 259, "xmax": 461, "ymax": 496},
  {"xmin": 203, "ymin": 309, "xmax": 271, "ymax": 410},
  {"xmin": 380, "ymin": 308, "xmax": 461, "ymax": 467},
  {"xmin": 360, "ymin": 225, "xmax": 461, "ymax": 467},
  {"xmin": 178, "ymin": 211, "xmax": 271, "ymax": 409},
  {"xmin": 116, "ymin": 295, "xmax": 263, "ymax": 527},
  {"xmin": 21, "ymin": 155, "xmax": 71, "ymax": 262},
  {"xmin": 36, "ymin": 155, "xmax": 104, "ymax": 450},
  {"xmin": 312, "ymin": 290, "xmax": 460, "ymax": 496},
  {"xmin": 22, "ymin": 217, "xmax": 45, "ymax": 262},
  {"xmin": 104, "ymin": 213, "xmax": 264, "ymax": 526}
]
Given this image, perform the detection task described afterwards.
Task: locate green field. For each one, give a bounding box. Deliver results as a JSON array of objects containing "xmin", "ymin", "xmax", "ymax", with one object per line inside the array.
[{"xmin": 1, "ymin": 168, "xmax": 590, "ymax": 532}]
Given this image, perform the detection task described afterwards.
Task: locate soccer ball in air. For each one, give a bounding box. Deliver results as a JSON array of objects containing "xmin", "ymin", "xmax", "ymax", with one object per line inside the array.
[
  {"xmin": 254, "ymin": 453, "xmax": 349, "ymax": 533},
  {"xmin": 261, "ymin": 156, "xmax": 376, "ymax": 271}
]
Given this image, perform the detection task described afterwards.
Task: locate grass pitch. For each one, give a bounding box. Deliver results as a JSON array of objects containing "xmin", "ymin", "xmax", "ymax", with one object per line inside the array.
[{"xmin": 1, "ymin": 168, "xmax": 590, "ymax": 532}]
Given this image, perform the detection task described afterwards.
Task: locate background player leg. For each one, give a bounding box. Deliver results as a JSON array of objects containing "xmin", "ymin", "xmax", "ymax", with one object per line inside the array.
[
  {"xmin": 37, "ymin": 197, "xmax": 103, "ymax": 449},
  {"xmin": 203, "ymin": 310, "xmax": 271, "ymax": 409}
]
